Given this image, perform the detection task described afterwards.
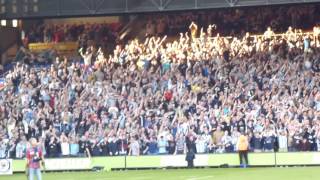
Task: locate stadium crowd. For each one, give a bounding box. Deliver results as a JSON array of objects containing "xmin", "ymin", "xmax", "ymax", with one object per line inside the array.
[
  {"xmin": 23, "ymin": 22, "xmax": 122, "ymax": 50},
  {"xmin": 145, "ymin": 4, "xmax": 320, "ymax": 37},
  {"xmin": 1, "ymin": 14, "xmax": 320, "ymax": 158}
]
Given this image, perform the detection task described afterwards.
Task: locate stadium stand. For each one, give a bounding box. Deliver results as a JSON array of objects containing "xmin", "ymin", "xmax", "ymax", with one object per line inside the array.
[{"xmin": 1, "ymin": 4, "xmax": 320, "ymax": 160}]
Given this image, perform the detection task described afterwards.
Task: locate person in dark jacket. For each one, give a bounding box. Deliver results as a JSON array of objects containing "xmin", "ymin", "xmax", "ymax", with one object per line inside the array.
[
  {"xmin": 250, "ymin": 132, "xmax": 263, "ymax": 152},
  {"xmin": 185, "ymin": 149, "xmax": 195, "ymax": 168}
]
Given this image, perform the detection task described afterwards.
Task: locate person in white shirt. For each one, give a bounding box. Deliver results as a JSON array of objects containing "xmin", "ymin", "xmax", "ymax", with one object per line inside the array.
[
  {"xmin": 221, "ymin": 131, "xmax": 233, "ymax": 153},
  {"xmin": 263, "ymin": 27, "xmax": 275, "ymax": 41},
  {"xmin": 7, "ymin": 118, "xmax": 16, "ymax": 139},
  {"xmin": 79, "ymin": 46, "xmax": 93, "ymax": 67},
  {"xmin": 231, "ymin": 130, "xmax": 240, "ymax": 152},
  {"xmin": 129, "ymin": 136, "xmax": 140, "ymax": 156},
  {"xmin": 278, "ymin": 131, "xmax": 288, "ymax": 152},
  {"xmin": 60, "ymin": 135, "xmax": 70, "ymax": 156},
  {"xmin": 196, "ymin": 135, "xmax": 207, "ymax": 153}
]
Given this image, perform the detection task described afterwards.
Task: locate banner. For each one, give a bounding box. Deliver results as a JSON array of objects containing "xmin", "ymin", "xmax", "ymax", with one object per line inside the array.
[
  {"xmin": 44, "ymin": 158, "xmax": 91, "ymax": 171},
  {"xmin": 28, "ymin": 42, "xmax": 78, "ymax": 54},
  {"xmin": 0, "ymin": 159, "xmax": 13, "ymax": 175}
]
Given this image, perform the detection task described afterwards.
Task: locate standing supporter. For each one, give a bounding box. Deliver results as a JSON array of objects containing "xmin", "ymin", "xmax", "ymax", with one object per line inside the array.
[
  {"xmin": 278, "ymin": 131, "xmax": 288, "ymax": 152},
  {"xmin": 79, "ymin": 46, "xmax": 93, "ymax": 67},
  {"xmin": 46, "ymin": 136, "xmax": 60, "ymax": 158},
  {"xmin": 251, "ymin": 132, "xmax": 263, "ymax": 152},
  {"xmin": 175, "ymin": 133, "xmax": 186, "ymax": 154},
  {"xmin": 26, "ymin": 138, "xmax": 45, "ymax": 180},
  {"xmin": 60, "ymin": 134, "xmax": 70, "ymax": 157},
  {"xmin": 237, "ymin": 132, "xmax": 249, "ymax": 168},
  {"xmin": 185, "ymin": 149, "xmax": 195, "ymax": 168},
  {"xmin": 158, "ymin": 136, "xmax": 168, "ymax": 155},
  {"xmin": 129, "ymin": 136, "xmax": 140, "ymax": 156}
]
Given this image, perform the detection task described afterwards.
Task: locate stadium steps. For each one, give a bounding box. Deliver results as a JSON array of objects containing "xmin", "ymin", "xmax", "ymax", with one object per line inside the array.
[
  {"xmin": 1, "ymin": 43, "xmax": 19, "ymax": 68},
  {"xmin": 119, "ymin": 15, "xmax": 138, "ymax": 40},
  {"xmin": 0, "ymin": 27, "xmax": 19, "ymax": 65},
  {"xmin": 121, "ymin": 15, "xmax": 147, "ymax": 42}
]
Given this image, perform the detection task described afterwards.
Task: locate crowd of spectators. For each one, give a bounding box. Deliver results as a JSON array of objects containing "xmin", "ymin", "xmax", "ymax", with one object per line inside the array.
[
  {"xmin": 145, "ymin": 4, "xmax": 320, "ymax": 37},
  {"xmin": 23, "ymin": 22, "xmax": 122, "ymax": 51},
  {"xmin": 1, "ymin": 6, "xmax": 320, "ymax": 159},
  {"xmin": 1, "ymin": 24, "xmax": 320, "ymax": 158}
]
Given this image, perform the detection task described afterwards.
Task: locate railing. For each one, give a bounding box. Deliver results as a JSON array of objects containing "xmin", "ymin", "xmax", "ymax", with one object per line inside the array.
[{"xmin": 207, "ymin": 31, "xmax": 317, "ymax": 40}]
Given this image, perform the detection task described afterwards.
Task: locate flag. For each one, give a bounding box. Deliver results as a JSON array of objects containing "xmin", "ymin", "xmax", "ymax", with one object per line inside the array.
[{"xmin": 0, "ymin": 78, "xmax": 5, "ymax": 90}]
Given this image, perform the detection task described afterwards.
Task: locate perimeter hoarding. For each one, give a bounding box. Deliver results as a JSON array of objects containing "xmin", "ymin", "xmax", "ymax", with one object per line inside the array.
[{"xmin": 10, "ymin": 152, "xmax": 320, "ymax": 173}]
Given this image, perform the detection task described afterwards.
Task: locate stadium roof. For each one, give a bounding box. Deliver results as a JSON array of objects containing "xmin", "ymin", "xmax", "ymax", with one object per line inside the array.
[{"xmin": 1, "ymin": 0, "xmax": 320, "ymax": 19}]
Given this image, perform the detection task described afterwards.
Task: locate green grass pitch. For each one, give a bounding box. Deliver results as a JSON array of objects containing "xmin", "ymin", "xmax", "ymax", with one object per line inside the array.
[{"xmin": 1, "ymin": 167, "xmax": 319, "ymax": 180}]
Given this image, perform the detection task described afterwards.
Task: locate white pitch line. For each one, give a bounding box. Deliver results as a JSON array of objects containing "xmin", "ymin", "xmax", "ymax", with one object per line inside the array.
[
  {"xmin": 186, "ymin": 176, "xmax": 214, "ymax": 180},
  {"xmin": 97, "ymin": 176, "xmax": 150, "ymax": 180},
  {"xmin": 130, "ymin": 177, "xmax": 152, "ymax": 180}
]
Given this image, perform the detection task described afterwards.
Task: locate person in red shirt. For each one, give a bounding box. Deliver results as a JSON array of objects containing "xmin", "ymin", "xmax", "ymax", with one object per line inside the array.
[
  {"xmin": 164, "ymin": 90, "xmax": 173, "ymax": 101},
  {"xmin": 26, "ymin": 138, "xmax": 45, "ymax": 180}
]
